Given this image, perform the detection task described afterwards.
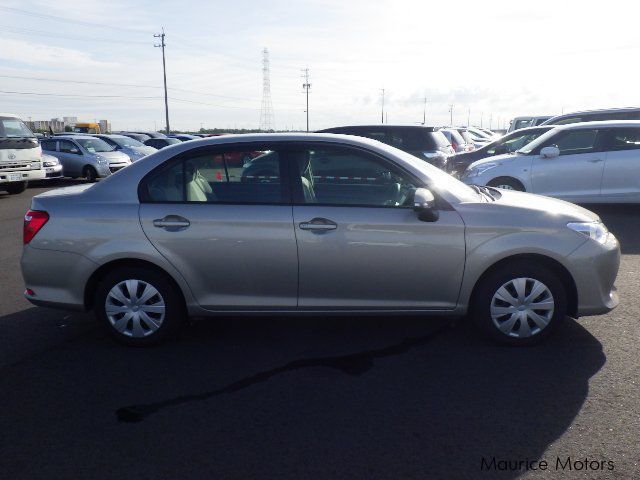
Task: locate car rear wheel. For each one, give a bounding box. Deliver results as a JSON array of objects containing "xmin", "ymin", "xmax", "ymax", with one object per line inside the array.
[
  {"xmin": 4, "ymin": 181, "xmax": 27, "ymax": 194},
  {"xmin": 471, "ymin": 263, "xmax": 566, "ymax": 345},
  {"xmin": 84, "ymin": 166, "xmax": 98, "ymax": 183},
  {"xmin": 487, "ymin": 177, "xmax": 525, "ymax": 191},
  {"xmin": 94, "ymin": 267, "xmax": 185, "ymax": 346}
]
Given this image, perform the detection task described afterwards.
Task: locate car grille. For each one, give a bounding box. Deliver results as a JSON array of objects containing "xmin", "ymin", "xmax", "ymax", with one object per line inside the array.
[
  {"xmin": 109, "ymin": 166, "xmax": 125, "ymax": 173},
  {"xmin": 0, "ymin": 162, "xmax": 31, "ymax": 171}
]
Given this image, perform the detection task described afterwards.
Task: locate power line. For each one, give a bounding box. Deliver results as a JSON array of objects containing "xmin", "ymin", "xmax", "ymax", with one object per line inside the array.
[
  {"xmin": 0, "ymin": 24, "xmax": 150, "ymax": 45},
  {"xmin": 0, "ymin": 90, "xmax": 160, "ymax": 99},
  {"xmin": 0, "ymin": 5, "xmax": 151, "ymax": 35},
  {"xmin": 0, "ymin": 74, "xmax": 302, "ymax": 105}
]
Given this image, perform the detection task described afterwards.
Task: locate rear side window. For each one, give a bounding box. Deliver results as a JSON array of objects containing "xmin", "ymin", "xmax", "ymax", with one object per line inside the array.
[
  {"xmin": 609, "ymin": 128, "xmax": 640, "ymax": 151},
  {"xmin": 141, "ymin": 147, "xmax": 284, "ymax": 204},
  {"xmin": 514, "ymin": 119, "xmax": 533, "ymax": 129}
]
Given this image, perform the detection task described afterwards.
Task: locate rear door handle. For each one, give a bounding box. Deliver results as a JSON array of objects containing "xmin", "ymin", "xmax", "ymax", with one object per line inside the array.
[
  {"xmin": 153, "ymin": 215, "xmax": 190, "ymax": 231},
  {"xmin": 299, "ymin": 218, "xmax": 337, "ymax": 232},
  {"xmin": 588, "ymin": 158, "xmax": 603, "ymax": 163}
]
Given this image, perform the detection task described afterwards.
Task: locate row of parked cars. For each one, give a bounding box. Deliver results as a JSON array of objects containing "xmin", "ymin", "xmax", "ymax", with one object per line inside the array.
[{"xmin": 37, "ymin": 130, "xmax": 215, "ymax": 182}]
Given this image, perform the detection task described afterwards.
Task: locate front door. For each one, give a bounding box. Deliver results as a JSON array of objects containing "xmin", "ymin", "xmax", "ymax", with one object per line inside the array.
[
  {"xmin": 531, "ymin": 128, "xmax": 606, "ymax": 201},
  {"xmin": 288, "ymin": 144, "xmax": 466, "ymax": 310},
  {"xmin": 138, "ymin": 144, "xmax": 298, "ymax": 310}
]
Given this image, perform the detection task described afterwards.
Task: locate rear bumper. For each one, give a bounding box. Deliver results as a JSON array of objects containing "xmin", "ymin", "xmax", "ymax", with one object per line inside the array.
[
  {"xmin": 21, "ymin": 246, "xmax": 97, "ymax": 310},
  {"xmin": 567, "ymin": 233, "xmax": 620, "ymax": 316}
]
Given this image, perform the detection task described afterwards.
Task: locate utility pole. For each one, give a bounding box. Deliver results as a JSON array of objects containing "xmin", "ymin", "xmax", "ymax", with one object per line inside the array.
[
  {"xmin": 467, "ymin": 107, "xmax": 471, "ymax": 127},
  {"xmin": 259, "ymin": 48, "xmax": 275, "ymax": 131},
  {"xmin": 422, "ymin": 97, "xmax": 427, "ymax": 125},
  {"xmin": 480, "ymin": 112, "xmax": 483, "ymax": 127},
  {"xmin": 380, "ymin": 88, "xmax": 385, "ymax": 124},
  {"xmin": 489, "ymin": 113, "xmax": 493, "ymax": 130},
  {"xmin": 302, "ymin": 68, "xmax": 311, "ymax": 132},
  {"xmin": 449, "ymin": 104, "xmax": 454, "ymax": 125},
  {"xmin": 154, "ymin": 28, "xmax": 170, "ymax": 134}
]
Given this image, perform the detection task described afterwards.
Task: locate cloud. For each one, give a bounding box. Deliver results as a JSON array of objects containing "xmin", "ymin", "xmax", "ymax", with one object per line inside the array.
[{"xmin": 0, "ymin": 38, "xmax": 119, "ymax": 69}]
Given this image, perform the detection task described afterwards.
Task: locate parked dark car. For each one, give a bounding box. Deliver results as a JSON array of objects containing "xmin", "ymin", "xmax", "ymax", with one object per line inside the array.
[
  {"xmin": 447, "ymin": 126, "xmax": 554, "ymax": 175},
  {"xmin": 117, "ymin": 132, "xmax": 151, "ymax": 142},
  {"xmin": 317, "ymin": 125, "xmax": 454, "ymax": 169},
  {"xmin": 542, "ymin": 107, "xmax": 640, "ymax": 126},
  {"xmin": 144, "ymin": 137, "xmax": 182, "ymax": 149},
  {"xmin": 169, "ymin": 134, "xmax": 200, "ymax": 141}
]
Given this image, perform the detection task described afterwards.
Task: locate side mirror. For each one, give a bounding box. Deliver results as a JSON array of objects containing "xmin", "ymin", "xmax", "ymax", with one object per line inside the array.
[
  {"xmin": 413, "ymin": 188, "xmax": 439, "ymax": 222},
  {"xmin": 70, "ymin": 148, "xmax": 80, "ymax": 154},
  {"xmin": 540, "ymin": 146, "xmax": 559, "ymax": 159},
  {"xmin": 493, "ymin": 145, "xmax": 508, "ymax": 155}
]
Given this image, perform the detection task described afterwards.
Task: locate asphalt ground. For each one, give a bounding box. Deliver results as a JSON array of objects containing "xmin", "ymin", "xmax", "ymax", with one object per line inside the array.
[{"xmin": 0, "ymin": 180, "xmax": 638, "ymax": 479}]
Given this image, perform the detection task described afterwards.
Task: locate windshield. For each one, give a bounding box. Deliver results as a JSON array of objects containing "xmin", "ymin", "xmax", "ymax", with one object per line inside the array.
[
  {"xmin": 111, "ymin": 136, "xmax": 144, "ymax": 148},
  {"xmin": 0, "ymin": 117, "xmax": 35, "ymax": 138},
  {"xmin": 165, "ymin": 138, "xmax": 181, "ymax": 145},
  {"xmin": 75, "ymin": 137, "xmax": 115, "ymax": 153},
  {"xmin": 517, "ymin": 128, "xmax": 559, "ymax": 154}
]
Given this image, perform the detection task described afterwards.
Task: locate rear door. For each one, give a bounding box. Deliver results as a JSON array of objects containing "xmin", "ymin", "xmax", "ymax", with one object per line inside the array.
[
  {"xmin": 600, "ymin": 127, "xmax": 640, "ymax": 202},
  {"xmin": 289, "ymin": 143, "xmax": 466, "ymax": 309},
  {"xmin": 531, "ymin": 128, "xmax": 606, "ymax": 201},
  {"xmin": 138, "ymin": 143, "xmax": 298, "ymax": 310}
]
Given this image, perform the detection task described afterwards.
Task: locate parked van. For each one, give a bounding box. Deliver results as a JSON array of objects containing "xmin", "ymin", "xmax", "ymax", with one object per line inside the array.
[
  {"xmin": 0, "ymin": 113, "xmax": 45, "ymax": 194},
  {"xmin": 507, "ymin": 116, "xmax": 553, "ymax": 133}
]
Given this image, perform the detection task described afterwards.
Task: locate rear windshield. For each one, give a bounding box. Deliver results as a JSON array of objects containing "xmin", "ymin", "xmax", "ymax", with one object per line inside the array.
[
  {"xmin": 75, "ymin": 138, "xmax": 115, "ymax": 153},
  {"xmin": 447, "ymin": 129, "xmax": 465, "ymax": 145},
  {"xmin": 459, "ymin": 130, "xmax": 474, "ymax": 143},
  {"xmin": 111, "ymin": 136, "xmax": 144, "ymax": 147},
  {"xmin": 0, "ymin": 117, "xmax": 35, "ymax": 138},
  {"xmin": 328, "ymin": 127, "xmax": 447, "ymax": 151}
]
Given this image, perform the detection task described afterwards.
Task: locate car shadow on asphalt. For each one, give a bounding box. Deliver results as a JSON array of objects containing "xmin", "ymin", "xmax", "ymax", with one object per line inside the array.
[
  {"xmin": 0, "ymin": 313, "xmax": 605, "ymax": 479},
  {"xmin": 585, "ymin": 204, "xmax": 640, "ymax": 254}
]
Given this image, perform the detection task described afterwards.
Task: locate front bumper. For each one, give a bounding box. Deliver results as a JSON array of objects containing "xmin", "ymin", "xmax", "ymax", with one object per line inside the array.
[
  {"xmin": 567, "ymin": 232, "xmax": 620, "ymax": 316},
  {"xmin": 43, "ymin": 164, "xmax": 63, "ymax": 179},
  {"xmin": 0, "ymin": 169, "xmax": 46, "ymax": 184}
]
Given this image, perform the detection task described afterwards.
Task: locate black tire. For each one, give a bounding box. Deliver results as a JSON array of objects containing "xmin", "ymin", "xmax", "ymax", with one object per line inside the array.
[
  {"xmin": 94, "ymin": 266, "xmax": 185, "ymax": 346},
  {"xmin": 487, "ymin": 177, "xmax": 525, "ymax": 191},
  {"xmin": 84, "ymin": 166, "xmax": 98, "ymax": 183},
  {"xmin": 470, "ymin": 263, "xmax": 566, "ymax": 346},
  {"xmin": 4, "ymin": 181, "xmax": 27, "ymax": 194}
]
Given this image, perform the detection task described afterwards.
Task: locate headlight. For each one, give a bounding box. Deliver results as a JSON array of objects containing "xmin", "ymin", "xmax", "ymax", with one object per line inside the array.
[
  {"xmin": 30, "ymin": 162, "xmax": 41, "ymax": 169},
  {"xmin": 466, "ymin": 163, "xmax": 498, "ymax": 177},
  {"xmin": 567, "ymin": 222, "xmax": 609, "ymax": 244}
]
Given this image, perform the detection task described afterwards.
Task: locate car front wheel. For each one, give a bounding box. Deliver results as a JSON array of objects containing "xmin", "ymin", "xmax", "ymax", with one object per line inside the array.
[
  {"xmin": 94, "ymin": 267, "xmax": 184, "ymax": 346},
  {"xmin": 471, "ymin": 264, "xmax": 566, "ymax": 345}
]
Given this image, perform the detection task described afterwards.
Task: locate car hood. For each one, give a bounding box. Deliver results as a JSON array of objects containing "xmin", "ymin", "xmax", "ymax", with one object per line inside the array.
[
  {"xmin": 493, "ymin": 189, "xmax": 599, "ymax": 222},
  {"xmin": 96, "ymin": 151, "xmax": 130, "ymax": 162},
  {"xmin": 468, "ymin": 152, "xmax": 521, "ymax": 169}
]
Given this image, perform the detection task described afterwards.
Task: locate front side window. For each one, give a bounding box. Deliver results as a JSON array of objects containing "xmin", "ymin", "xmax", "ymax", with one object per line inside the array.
[
  {"xmin": 550, "ymin": 129, "xmax": 600, "ymax": 155},
  {"xmin": 40, "ymin": 139, "xmax": 56, "ymax": 151},
  {"xmin": 59, "ymin": 140, "xmax": 80, "ymax": 154},
  {"xmin": 292, "ymin": 145, "xmax": 418, "ymax": 207},
  {"xmin": 142, "ymin": 146, "xmax": 284, "ymax": 204},
  {"xmin": 609, "ymin": 128, "xmax": 640, "ymax": 151}
]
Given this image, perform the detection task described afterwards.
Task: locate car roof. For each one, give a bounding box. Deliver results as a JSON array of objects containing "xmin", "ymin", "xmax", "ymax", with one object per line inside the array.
[
  {"xmin": 551, "ymin": 120, "xmax": 640, "ymax": 130},
  {"xmin": 543, "ymin": 107, "xmax": 640, "ymax": 124},
  {"xmin": 318, "ymin": 125, "xmax": 439, "ymax": 132},
  {"xmin": 51, "ymin": 135, "xmax": 100, "ymax": 140}
]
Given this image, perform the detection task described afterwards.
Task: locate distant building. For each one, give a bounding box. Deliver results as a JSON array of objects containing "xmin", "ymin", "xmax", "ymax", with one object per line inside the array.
[
  {"xmin": 63, "ymin": 116, "xmax": 78, "ymax": 128},
  {"xmin": 98, "ymin": 119, "xmax": 111, "ymax": 133},
  {"xmin": 50, "ymin": 118, "xmax": 64, "ymax": 132}
]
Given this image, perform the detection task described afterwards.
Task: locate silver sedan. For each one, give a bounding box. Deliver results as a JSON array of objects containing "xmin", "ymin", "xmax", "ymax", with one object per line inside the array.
[{"xmin": 21, "ymin": 133, "xmax": 620, "ymax": 346}]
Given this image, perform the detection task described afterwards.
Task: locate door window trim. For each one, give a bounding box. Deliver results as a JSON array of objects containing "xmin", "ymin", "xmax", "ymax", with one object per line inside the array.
[{"xmin": 137, "ymin": 142, "xmax": 292, "ymax": 205}]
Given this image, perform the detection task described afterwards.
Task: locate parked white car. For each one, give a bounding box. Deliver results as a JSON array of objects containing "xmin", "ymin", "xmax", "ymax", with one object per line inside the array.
[{"xmin": 460, "ymin": 121, "xmax": 640, "ymax": 203}]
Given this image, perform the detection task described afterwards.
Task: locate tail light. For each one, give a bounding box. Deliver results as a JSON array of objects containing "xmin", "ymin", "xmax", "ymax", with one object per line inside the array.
[{"xmin": 24, "ymin": 210, "xmax": 49, "ymax": 244}]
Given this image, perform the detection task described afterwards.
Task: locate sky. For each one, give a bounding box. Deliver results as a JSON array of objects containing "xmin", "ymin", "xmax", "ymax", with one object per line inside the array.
[{"xmin": 1, "ymin": 0, "xmax": 639, "ymax": 132}]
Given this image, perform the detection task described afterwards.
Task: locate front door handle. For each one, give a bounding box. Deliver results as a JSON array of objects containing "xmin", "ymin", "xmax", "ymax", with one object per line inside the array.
[
  {"xmin": 588, "ymin": 158, "xmax": 603, "ymax": 163},
  {"xmin": 153, "ymin": 215, "xmax": 190, "ymax": 231},
  {"xmin": 299, "ymin": 217, "xmax": 337, "ymax": 232}
]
